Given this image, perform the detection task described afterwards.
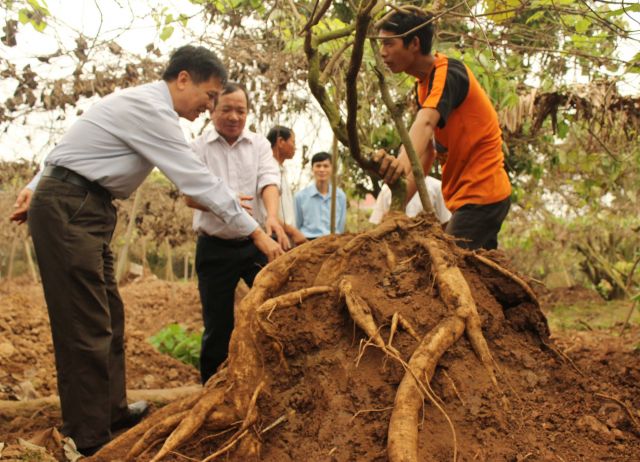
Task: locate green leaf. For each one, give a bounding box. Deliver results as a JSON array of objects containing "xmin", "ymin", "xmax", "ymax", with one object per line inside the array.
[
  {"xmin": 18, "ymin": 9, "xmax": 30, "ymax": 24},
  {"xmin": 149, "ymin": 324, "xmax": 202, "ymax": 368},
  {"xmin": 31, "ymin": 18, "xmax": 46, "ymax": 32},
  {"xmin": 608, "ymin": 4, "xmax": 640, "ymax": 16},
  {"xmin": 525, "ymin": 10, "xmax": 545, "ymax": 24},
  {"xmin": 165, "ymin": 13, "xmax": 174, "ymax": 25},
  {"xmin": 160, "ymin": 25, "xmax": 174, "ymax": 41},
  {"xmin": 558, "ymin": 150, "xmax": 567, "ymax": 165},
  {"xmin": 575, "ymin": 18, "xmax": 590, "ymax": 34},
  {"xmin": 557, "ymin": 119, "xmax": 569, "ymax": 139},
  {"xmin": 626, "ymin": 52, "xmax": 640, "ymax": 74}
]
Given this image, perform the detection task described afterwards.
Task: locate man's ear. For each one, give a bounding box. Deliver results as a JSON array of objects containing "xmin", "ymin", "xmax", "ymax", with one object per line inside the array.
[
  {"xmin": 409, "ymin": 36, "xmax": 421, "ymax": 52},
  {"xmin": 176, "ymin": 70, "xmax": 191, "ymax": 89}
]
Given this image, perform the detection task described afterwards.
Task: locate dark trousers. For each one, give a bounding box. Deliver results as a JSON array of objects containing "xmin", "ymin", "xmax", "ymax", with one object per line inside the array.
[
  {"xmin": 445, "ymin": 196, "xmax": 511, "ymax": 250},
  {"xmin": 195, "ymin": 235, "xmax": 266, "ymax": 383},
  {"xmin": 28, "ymin": 177, "xmax": 128, "ymax": 448}
]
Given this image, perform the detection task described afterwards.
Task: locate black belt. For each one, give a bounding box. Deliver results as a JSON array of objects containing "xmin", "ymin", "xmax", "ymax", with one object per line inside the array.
[
  {"xmin": 198, "ymin": 234, "xmax": 252, "ymax": 248},
  {"xmin": 42, "ymin": 165, "xmax": 112, "ymax": 199}
]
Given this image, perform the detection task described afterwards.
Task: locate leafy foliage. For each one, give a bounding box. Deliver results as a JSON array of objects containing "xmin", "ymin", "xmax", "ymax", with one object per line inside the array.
[
  {"xmin": 1, "ymin": 0, "xmax": 639, "ymax": 295},
  {"xmin": 149, "ymin": 323, "xmax": 202, "ymax": 368}
]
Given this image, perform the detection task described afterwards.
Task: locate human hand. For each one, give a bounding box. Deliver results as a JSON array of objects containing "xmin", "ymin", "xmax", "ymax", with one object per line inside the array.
[
  {"xmin": 291, "ymin": 229, "xmax": 308, "ymax": 246},
  {"xmin": 373, "ymin": 148, "xmax": 410, "ymax": 184},
  {"xmin": 250, "ymin": 228, "xmax": 285, "ymax": 262},
  {"xmin": 9, "ymin": 188, "xmax": 33, "ymax": 224},
  {"xmin": 264, "ymin": 215, "xmax": 290, "ymax": 251}
]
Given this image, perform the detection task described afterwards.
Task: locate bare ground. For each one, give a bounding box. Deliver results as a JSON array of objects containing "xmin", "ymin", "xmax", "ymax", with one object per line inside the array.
[{"xmin": 0, "ymin": 243, "xmax": 638, "ymax": 461}]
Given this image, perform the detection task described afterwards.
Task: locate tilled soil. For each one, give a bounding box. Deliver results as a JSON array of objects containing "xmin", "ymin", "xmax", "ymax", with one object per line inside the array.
[
  {"xmin": 0, "ymin": 276, "xmax": 202, "ymax": 403},
  {"xmin": 1, "ymin": 245, "xmax": 639, "ymax": 462}
]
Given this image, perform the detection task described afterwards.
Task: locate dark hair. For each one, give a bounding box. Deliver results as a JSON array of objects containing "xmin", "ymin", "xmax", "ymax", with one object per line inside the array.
[
  {"xmin": 311, "ymin": 152, "xmax": 332, "ymax": 165},
  {"xmin": 380, "ymin": 11, "xmax": 434, "ymax": 55},
  {"xmin": 217, "ymin": 81, "xmax": 250, "ymax": 109},
  {"xmin": 162, "ymin": 45, "xmax": 228, "ymax": 84},
  {"xmin": 266, "ymin": 126, "xmax": 293, "ymax": 147}
]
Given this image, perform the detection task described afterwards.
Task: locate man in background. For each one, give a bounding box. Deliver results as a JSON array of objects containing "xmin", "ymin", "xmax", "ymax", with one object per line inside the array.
[
  {"xmin": 9, "ymin": 46, "xmax": 282, "ymax": 456},
  {"xmin": 186, "ymin": 82, "xmax": 287, "ymax": 384},
  {"xmin": 369, "ymin": 175, "xmax": 451, "ymax": 225},
  {"xmin": 267, "ymin": 125, "xmax": 307, "ymax": 247},
  {"xmin": 295, "ymin": 152, "xmax": 347, "ymax": 239}
]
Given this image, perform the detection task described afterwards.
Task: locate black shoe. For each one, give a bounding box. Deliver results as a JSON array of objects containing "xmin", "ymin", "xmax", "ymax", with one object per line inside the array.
[
  {"xmin": 111, "ymin": 400, "xmax": 149, "ymax": 432},
  {"xmin": 77, "ymin": 443, "xmax": 103, "ymax": 457}
]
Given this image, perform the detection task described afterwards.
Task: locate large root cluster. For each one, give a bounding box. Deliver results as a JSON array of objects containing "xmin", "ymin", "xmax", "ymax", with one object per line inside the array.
[{"xmin": 91, "ymin": 213, "xmax": 548, "ymax": 462}]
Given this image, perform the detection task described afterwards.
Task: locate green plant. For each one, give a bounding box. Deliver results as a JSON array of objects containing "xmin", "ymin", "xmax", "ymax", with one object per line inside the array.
[{"xmin": 148, "ymin": 323, "xmax": 202, "ymax": 368}]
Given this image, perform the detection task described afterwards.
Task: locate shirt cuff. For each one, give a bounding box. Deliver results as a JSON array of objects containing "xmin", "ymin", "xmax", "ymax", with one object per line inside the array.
[
  {"xmin": 228, "ymin": 212, "xmax": 259, "ymax": 237},
  {"xmin": 26, "ymin": 169, "xmax": 44, "ymax": 191},
  {"xmin": 257, "ymin": 176, "xmax": 280, "ymax": 193}
]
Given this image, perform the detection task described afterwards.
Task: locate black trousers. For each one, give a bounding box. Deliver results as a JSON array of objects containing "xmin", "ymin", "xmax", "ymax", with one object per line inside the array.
[
  {"xmin": 195, "ymin": 235, "xmax": 267, "ymax": 383},
  {"xmin": 28, "ymin": 177, "xmax": 128, "ymax": 448},
  {"xmin": 445, "ymin": 196, "xmax": 511, "ymax": 250}
]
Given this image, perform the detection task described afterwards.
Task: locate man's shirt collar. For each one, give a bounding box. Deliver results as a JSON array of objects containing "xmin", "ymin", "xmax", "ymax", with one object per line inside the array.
[
  {"xmin": 204, "ymin": 127, "xmax": 253, "ymax": 146},
  {"xmin": 310, "ymin": 182, "xmax": 332, "ymax": 198}
]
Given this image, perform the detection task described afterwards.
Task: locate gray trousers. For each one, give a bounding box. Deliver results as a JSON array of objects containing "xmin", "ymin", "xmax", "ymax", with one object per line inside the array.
[{"xmin": 28, "ymin": 177, "xmax": 128, "ymax": 448}]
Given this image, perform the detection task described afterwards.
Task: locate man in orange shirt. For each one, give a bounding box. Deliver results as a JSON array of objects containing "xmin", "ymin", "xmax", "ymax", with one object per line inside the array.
[{"xmin": 376, "ymin": 10, "xmax": 511, "ymax": 250}]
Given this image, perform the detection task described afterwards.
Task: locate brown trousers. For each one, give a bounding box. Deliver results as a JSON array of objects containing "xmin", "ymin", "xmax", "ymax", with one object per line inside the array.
[{"xmin": 28, "ymin": 176, "xmax": 127, "ymax": 448}]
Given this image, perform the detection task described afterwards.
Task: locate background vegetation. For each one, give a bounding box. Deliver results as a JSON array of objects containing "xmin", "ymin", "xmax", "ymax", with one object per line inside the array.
[{"xmin": 1, "ymin": 0, "xmax": 638, "ymax": 305}]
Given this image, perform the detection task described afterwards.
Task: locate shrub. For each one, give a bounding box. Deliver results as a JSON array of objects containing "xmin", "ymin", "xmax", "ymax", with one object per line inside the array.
[{"xmin": 149, "ymin": 323, "xmax": 202, "ymax": 368}]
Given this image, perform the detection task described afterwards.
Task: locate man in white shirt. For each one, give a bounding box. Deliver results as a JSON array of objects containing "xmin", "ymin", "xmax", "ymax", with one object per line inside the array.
[
  {"xmin": 266, "ymin": 125, "xmax": 307, "ymax": 246},
  {"xmin": 369, "ymin": 176, "xmax": 451, "ymax": 225},
  {"xmin": 186, "ymin": 82, "xmax": 287, "ymax": 383},
  {"xmin": 8, "ymin": 46, "xmax": 282, "ymax": 456}
]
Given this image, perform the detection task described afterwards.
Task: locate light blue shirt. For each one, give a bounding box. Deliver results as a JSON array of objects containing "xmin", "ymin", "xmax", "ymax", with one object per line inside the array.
[
  {"xmin": 26, "ymin": 81, "xmax": 257, "ymax": 237},
  {"xmin": 295, "ymin": 182, "xmax": 346, "ymax": 238}
]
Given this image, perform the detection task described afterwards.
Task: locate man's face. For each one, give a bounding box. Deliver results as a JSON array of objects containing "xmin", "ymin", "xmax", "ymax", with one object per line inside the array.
[
  {"xmin": 279, "ymin": 132, "xmax": 296, "ymax": 160},
  {"xmin": 379, "ymin": 30, "xmax": 415, "ymax": 74},
  {"xmin": 178, "ymin": 73, "xmax": 222, "ymax": 121},
  {"xmin": 211, "ymin": 89, "xmax": 248, "ymax": 142},
  {"xmin": 312, "ymin": 159, "xmax": 332, "ymax": 183}
]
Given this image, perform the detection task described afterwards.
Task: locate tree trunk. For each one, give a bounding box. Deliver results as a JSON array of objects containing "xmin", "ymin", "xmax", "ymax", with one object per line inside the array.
[
  {"xmin": 116, "ymin": 188, "xmax": 142, "ymax": 282},
  {"xmin": 330, "ymin": 135, "xmax": 338, "ymax": 234},
  {"xmin": 7, "ymin": 231, "xmax": 19, "ymax": 280},
  {"xmin": 164, "ymin": 238, "xmax": 174, "ymax": 282},
  {"xmin": 23, "ymin": 237, "xmax": 38, "ymax": 282}
]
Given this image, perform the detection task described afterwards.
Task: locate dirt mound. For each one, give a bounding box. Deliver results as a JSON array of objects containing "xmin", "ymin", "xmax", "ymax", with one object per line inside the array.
[
  {"xmin": 0, "ymin": 277, "xmax": 201, "ymax": 402},
  {"xmin": 94, "ymin": 215, "xmax": 640, "ymax": 462}
]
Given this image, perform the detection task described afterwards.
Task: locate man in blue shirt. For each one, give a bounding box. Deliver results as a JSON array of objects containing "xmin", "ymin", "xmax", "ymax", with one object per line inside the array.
[{"xmin": 295, "ymin": 152, "xmax": 347, "ymax": 238}]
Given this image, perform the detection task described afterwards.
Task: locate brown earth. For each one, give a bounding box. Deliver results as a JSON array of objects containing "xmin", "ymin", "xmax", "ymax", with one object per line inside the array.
[
  {"xmin": 1, "ymin": 221, "xmax": 639, "ymax": 461},
  {"xmin": 0, "ymin": 276, "xmax": 202, "ymax": 453}
]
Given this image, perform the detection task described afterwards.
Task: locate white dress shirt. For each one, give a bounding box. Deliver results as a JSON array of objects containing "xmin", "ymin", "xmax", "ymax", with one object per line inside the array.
[
  {"xmin": 192, "ymin": 128, "xmax": 280, "ymax": 239},
  {"xmin": 278, "ymin": 164, "xmax": 296, "ymax": 227},
  {"xmin": 369, "ymin": 176, "xmax": 452, "ymax": 224},
  {"xmin": 27, "ymin": 81, "xmax": 257, "ymax": 236}
]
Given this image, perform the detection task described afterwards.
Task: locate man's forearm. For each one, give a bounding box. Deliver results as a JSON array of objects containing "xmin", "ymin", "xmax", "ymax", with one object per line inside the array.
[
  {"xmin": 261, "ymin": 184, "xmax": 280, "ymax": 218},
  {"xmin": 184, "ymin": 196, "xmax": 208, "ymax": 211},
  {"xmin": 404, "ymin": 109, "xmax": 439, "ymax": 201},
  {"xmin": 283, "ymin": 223, "xmax": 307, "ymax": 243}
]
